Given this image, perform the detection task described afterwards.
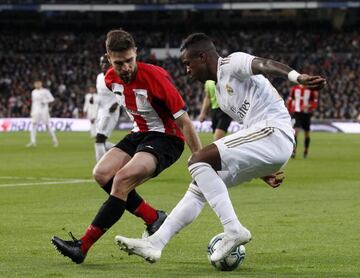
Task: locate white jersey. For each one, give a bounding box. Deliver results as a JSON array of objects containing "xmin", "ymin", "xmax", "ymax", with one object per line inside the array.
[
  {"xmin": 216, "ymin": 52, "xmax": 294, "ymax": 141},
  {"xmin": 96, "ymin": 72, "xmax": 119, "ymax": 117},
  {"xmin": 83, "ymin": 93, "xmax": 99, "ymax": 120},
  {"xmin": 31, "ymin": 88, "xmax": 54, "ymax": 116}
]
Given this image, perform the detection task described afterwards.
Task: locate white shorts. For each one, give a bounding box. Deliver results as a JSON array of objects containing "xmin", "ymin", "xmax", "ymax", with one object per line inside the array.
[
  {"xmin": 214, "ymin": 124, "xmax": 294, "ymax": 187},
  {"xmin": 96, "ymin": 108, "xmax": 120, "ymax": 137},
  {"xmin": 31, "ymin": 112, "xmax": 50, "ymax": 124}
]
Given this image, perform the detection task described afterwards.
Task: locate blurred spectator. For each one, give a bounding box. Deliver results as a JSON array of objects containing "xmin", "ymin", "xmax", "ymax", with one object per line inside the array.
[{"xmin": 0, "ymin": 29, "xmax": 359, "ymax": 120}]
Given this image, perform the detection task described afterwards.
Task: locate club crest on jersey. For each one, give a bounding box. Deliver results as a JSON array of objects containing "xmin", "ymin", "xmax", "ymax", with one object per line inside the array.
[
  {"xmin": 112, "ymin": 83, "xmax": 124, "ymax": 95},
  {"xmin": 226, "ymin": 84, "xmax": 234, "ymax": 95}
]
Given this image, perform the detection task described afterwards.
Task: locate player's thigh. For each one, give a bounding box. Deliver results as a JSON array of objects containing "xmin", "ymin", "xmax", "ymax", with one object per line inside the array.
[
  {"xmin": 31, "ymin": 113, "xmax": 42, "ymax": 124},
  {"xmin": 293, "ymin": 112, "xmax": 302, "ymax": 129},
  {"xmin": 115, "ymin": 151, "xmax": 158, "ymax": 186},
  {"xmin": 302, "ymin": 114, "xmax": 312, "ymax": 131},
  {"xmin": 214, "ymin": 126, "xmax": 293, "ymax": 185},
  {"xmin": 216, "ymin": 111, "xmax": 232, "ymax": 133},
  {"xmin": 93, "ymin": 147, "xmax": 131, "ymax": 179}
]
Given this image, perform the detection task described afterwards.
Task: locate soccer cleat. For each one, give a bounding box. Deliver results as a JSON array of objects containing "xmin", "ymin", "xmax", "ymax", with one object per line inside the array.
[
  {"xmin": 115, "ymin": 235, "xmax": 161, "ymax": 263},
  {"xmin": 144, "ymin": 210, "xmax": 167, "ymax": 237},
  {"xmin": 210, "ymin": 228, "xmax": 251, "ymax": 262},
  {"xmin": 303, "ymin": 150, "xmax": 308, "ymax": 159},
  {"xmin": 26, "ymin": 142, "xmax": 36, "ymax": 147},
  {"xmin": 51, "ymin": 233, "xmax": 86, "ymax": 264}
]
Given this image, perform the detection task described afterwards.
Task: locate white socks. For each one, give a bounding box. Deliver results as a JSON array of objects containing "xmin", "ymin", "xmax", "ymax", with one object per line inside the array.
[
  {"xmin": 30, "ymin": 123, "xmax": 37, "ymax": 144},
  {"xmin": 95, "ymin": 143, "xmax": 106, "ymax": 162},
  {"xmin": 105, "ymin": 141, "xmax": 115, "ymax": 150},
  {"xmin": 189, "ymin": 162, "xmax": 243, "ymax": 235},
  {"xmin": 95, "ymin": 140, "xmax": 114, "ymax": 161},
  {"xmin": 46, "ymin": 124, "xmax": 58, "ymax": 146},
  {"xmin": 90, "ymin": 123, "xmax": 96, "ymax": 138},
  {"xmin": 149, "ymin": 182, "xmax": 206, "ymax": 250}
]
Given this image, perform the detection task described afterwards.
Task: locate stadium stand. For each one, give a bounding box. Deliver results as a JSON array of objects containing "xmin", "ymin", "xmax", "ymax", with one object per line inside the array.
[{"xmin": 0, "ymin": 4, "xmax": 359, "ymax": 121}]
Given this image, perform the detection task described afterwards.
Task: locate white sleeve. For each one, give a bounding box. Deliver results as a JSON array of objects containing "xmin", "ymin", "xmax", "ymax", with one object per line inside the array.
[
  {"xmin": 229, "ymin": 52, "xmax": 255, "ymax": 81},
  {"xmin": 46, "ymin": 90, "xmax": 55, "ymax": 103}
]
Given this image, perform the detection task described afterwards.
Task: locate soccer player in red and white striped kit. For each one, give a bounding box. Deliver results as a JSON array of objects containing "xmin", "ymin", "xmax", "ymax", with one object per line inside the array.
[
  {"xmin": 287, "ymin": 84, "xmax": 318, "ymax": 158},
  {"xmin": 51, "ymin": 29, "xmax": 202, "ymax": 264}
]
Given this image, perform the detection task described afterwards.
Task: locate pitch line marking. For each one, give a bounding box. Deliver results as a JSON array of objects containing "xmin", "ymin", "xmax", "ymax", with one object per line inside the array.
[
  {"xmin": 0, "ymin": 178, "xmax": 94, "ymax": 188},
  {"xmin": 0, "ymin": 176, "xmax": 85, "ymax": 181}
]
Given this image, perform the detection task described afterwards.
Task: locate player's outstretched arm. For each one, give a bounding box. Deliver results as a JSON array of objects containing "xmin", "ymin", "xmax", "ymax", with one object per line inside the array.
[
  {"xmin": 175, "ymin": 112, "xmax": 202, "ymax": 154},
  {"xmin": 251, "ymin": 57, "xmax": 326, "ymax": 90}
]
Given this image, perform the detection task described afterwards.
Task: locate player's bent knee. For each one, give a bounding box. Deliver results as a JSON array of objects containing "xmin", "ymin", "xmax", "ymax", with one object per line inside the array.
[
  {"xmin": 92, "ymin": 166, "xmax": 109, "ymax": 186},
  {"xmin": 111, "ymin": 176, "xmax": 133, "ymax": 198}
]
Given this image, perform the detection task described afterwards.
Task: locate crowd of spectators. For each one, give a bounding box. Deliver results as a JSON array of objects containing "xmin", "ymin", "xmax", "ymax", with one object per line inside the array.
[
  {"xmin": 0, "ymin": 29, "xmax": 359, "ymax": 121},
  {"xmin": 0, "ymin": 0, "xmax": 311, "ymax": 4}
]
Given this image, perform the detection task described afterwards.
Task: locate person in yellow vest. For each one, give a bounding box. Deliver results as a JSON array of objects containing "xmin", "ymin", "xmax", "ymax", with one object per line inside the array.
[{"xmin": 198, "ymin": 80, "xmax": 232, "ymax": 140}]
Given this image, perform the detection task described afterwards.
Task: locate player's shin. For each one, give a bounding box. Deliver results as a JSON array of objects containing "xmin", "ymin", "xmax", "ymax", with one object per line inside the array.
[
  {"xmin": 188, "ymin": 162, "xmax": 243, "ymax": 235},
  {"xmin": 101, "ymin": 178, "xmax": 158, "ymax": 226},
  {"xmin": 95, "ymin": 143, "xmax": 106, "ymax": 161},
  {"xmin": 30, "ymin": 123, "xmax": 37, "ymax": 144},
  {"xmin": 81, "ymin": 195, "xmax": 126, "ymax": 253},
  {"xmin": 150, "ymin": 182, "xmax": 206, "ymax": 250}
]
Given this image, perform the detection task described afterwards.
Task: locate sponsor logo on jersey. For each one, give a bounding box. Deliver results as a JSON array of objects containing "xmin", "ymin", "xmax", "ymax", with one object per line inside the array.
[{"xmin": 230, "ymin": 99, "xmax": 250, "ymax": 120}]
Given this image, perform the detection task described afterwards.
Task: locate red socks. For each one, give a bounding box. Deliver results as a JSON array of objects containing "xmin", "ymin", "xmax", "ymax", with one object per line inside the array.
[
  {"xmin": 134, "ymin": 201, "xmax": 158, "ymax": 225},
  {"xmin": 79, "ymin": 201, "xmax": 157, "ymax": 254},
  {"xmin": 80, "ymin": 225, "xmax": 104, "ymax": 254}
]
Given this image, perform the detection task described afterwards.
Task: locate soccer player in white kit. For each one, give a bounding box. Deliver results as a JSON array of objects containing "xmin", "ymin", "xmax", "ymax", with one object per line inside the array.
[
  {"xmin": 114, "ymin": 33, "xmax": 326, "ymax": 264},
  {"xmin": 83, "ymin": 86, "xmax": 99, "ymax": 138},
  {"xmin": 27, "ymin": 80, "xmax": 58, "ymax": 147},
  {"xmin": 94, "ymin": 55, "xmax": 120, "ymax": 161}
]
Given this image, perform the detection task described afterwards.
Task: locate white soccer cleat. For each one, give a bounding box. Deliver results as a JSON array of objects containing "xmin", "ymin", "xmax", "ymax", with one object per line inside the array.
[
  {"xmin": 210, "ymin": 228, "xmax": 252, "ymax": 262},
  {"xmin": 115, "ymin": 235, "xmax": 161, "ymax": 263},
  {"xmin": 26, "ymin": 142, "xmax": 36, "ymax": 147}
]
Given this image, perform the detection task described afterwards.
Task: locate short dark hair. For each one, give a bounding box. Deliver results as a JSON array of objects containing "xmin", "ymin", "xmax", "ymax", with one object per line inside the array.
[
  {"xmin": 106, "ymin": 29, "xmax": 136, "ymax": 52},
  {"xmin": 180, "ymin": 33, "xmax": 215, "ymax": 53}
]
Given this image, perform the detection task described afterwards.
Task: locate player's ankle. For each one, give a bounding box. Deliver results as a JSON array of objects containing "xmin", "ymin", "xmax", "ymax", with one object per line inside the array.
[{"xmin": 148, "ymin": 234, "xmax": 165, "ymax": 250}]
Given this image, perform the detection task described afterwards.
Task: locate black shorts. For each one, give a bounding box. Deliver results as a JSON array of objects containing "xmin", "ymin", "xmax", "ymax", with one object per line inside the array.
[
  {"xmin": 210, "ymin": 108, "xmax": 232, "ymax": 133},
  {"xmin": 115, "ymin": 131, "xmax": 185, "ymax": 177},
  {"xmin": 293, "ymin": 112, "xmax": 312, "ymax": 131}
]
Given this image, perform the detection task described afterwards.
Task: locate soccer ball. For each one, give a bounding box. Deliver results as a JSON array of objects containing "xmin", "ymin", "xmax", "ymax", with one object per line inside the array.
[{"xmin": 207, "ymin": 233, "xmax": 246, "ymax": 271}]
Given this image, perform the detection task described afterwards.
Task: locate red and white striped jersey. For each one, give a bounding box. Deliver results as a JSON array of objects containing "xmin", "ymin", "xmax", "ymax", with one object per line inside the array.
[
  {"xmin": 287, "ymin": 85, "xmax": 318, "ymax": 113},
  {"xmin": 105, "ymin": 62, "xmax": 186, "ymax": 141}
]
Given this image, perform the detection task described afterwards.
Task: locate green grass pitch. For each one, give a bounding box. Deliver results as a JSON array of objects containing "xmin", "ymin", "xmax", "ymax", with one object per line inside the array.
[{"xmin": 0, "ymin": 131, "xmax": 359, "ymax": 277}]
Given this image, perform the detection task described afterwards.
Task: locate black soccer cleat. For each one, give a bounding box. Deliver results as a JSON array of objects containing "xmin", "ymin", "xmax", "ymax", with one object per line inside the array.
[
  {"xmin": 303, "ymin": 150, "xmax": 308, "ymax": 159},
  {"xmin": 146, "ymin": 210, "xmax": 167, "ymax": 236},
  {"xmin": 51, "ymin": 232, "xmax": 86, "ymax": 264}
]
